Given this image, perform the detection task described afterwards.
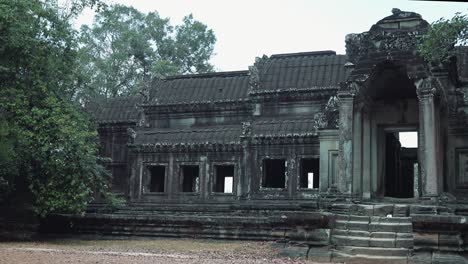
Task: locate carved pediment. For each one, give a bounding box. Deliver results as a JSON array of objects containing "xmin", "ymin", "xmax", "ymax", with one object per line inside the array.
[{"xmin": 346, "ymin": 9, "xmax": 429, "ymax": 64}]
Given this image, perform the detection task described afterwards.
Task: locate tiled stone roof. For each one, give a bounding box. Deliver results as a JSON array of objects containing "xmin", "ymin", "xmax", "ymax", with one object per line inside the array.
[
  {"xmin": 133, "ymin": 125, "xmax": 243, "ymax": 146},
  {"xmin": 87, "ymin": 96, "xmax": 142, "ymax": 124},
  {"xmin": 150, "ymin": 71, "xmax": 250, "ymax": 105},
  {"xmin": 251, "ymin": 119, "xmax": 319, "ymax": 138},
  {"xmin": 252, "ymin": 51, "xmax": 347, "ymax": 94}
]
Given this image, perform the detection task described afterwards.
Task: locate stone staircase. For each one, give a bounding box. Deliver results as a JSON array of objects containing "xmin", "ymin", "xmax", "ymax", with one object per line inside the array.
[{"xmin": 330, "ymin": 213, "xmax": 414, "ymax": 262}]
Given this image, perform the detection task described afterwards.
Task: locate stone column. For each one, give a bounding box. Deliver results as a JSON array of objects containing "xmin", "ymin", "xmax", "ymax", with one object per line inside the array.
[
  {"xmin": 337, "ymin": 90, "xmax": 354, "ymax": 194},
  {"xmin": 361, "ymin": 109, "xmax": 371, "ymax": 199},
  {"xmin": 352, "ymin": 107, "xmax": 362, "ymax": 195},
  {"xmin": 417, "ymin": 78, "xmax": 439, "ymax": 197}
]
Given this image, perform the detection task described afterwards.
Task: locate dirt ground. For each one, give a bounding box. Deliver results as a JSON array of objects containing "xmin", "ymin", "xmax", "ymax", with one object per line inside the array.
[{"xmin": 0, "ymin": 238, "xmax": 330, "ymax": 264}]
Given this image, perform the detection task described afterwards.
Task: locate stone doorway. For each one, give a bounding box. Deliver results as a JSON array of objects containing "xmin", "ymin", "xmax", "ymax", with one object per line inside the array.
[{"xmin": 384, "ymin": 130, "xmax": 418, "ymax": 198}]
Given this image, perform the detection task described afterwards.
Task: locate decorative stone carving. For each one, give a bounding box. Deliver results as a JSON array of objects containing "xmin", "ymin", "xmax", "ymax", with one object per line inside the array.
[
  {"xmin": 415, "ymin": 77, "xmax": 439, "ymax": 98},
  {"xmin": 248, "ymin": 65, "xmax": 260, "ymax": 90},
  {"xmin": 324, "ymin": 96, "xmax": 340, "ymax": 128},
  {"xmin": 345, "ymin": 9, "xmax": 429, "ymax": 64},
  {"xmin": 127, "ymin": 128, "xmax": 137, "ymax": 143},
  {"xmin": 248, "ymin": 55, "xmax": 268, "ymax": 93},
  {"xmin": 242, "ymin": 121, "xmax": 251, "ymax": 136}
]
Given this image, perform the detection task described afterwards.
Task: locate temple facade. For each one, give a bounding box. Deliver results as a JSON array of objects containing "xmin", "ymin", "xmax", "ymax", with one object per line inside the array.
[
  {"xmin": 73, "ymin": 9, "xmax": 468, "ymax": 261},
  {"xmin": 90, "ymin": 9, "xmax": 468, "ymax": 203}
]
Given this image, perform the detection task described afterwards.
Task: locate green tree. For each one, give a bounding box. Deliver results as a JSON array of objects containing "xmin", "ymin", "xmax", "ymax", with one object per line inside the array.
[
  {"xmin": 0, "ymin": 0, "xmax": 109, "ymax": 216},
  {"xmin": 419, "ymin": 13, "xmax": 468, "ymax": 65},
  {"xmin": 76, "ymin": 4, "xmax": 216, "ymax": 100}
]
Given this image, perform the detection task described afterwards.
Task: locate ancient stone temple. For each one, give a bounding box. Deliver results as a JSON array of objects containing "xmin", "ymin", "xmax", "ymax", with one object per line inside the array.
[{"xmin": 50, "ymin": 9, "xmax": 468, "ymax": 262}]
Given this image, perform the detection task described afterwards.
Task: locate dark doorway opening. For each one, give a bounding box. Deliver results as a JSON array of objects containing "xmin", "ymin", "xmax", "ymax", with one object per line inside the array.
[
  {"xmin": 300, "ymin": 158, "xmax": 320, "ymax": 189},
  {"xmin": 262, "ymin": 159, "xmax": 286, "ymax": 188},
  {"xmin": 181, "ymin": 165, "xmax": 199, "ymax": 192},
  {"xmin": 214, "ymin": 165, "xmax": 234, "ymax": 193},
  {"xmin": 385, "ymin": 131, "xmax": 417, "ymax": 198},
  {"xmin": 148, "ymin": 165, "xmax": 165, "ymax": 192}
]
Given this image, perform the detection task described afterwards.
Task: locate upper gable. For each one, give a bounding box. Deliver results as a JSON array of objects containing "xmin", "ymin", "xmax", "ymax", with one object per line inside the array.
[
  {"xmin": 149, "ymin": 71, "xmax": 250, "ymax": 105},
  {"xmin": 87, "ymin": 96, "xmax": 142, "ymax": 124},
  {"xmin": 249, "ymin": 51, "xmax": 347, "ymax": 95}
]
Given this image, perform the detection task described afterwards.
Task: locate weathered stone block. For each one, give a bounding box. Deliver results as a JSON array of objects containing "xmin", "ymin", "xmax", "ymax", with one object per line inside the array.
[
  {"xmin": 371, "ymin": 231, "xmax": 396, "ymax": 239},
  {"xmin": 438, "ymin": 233, "xmax": 462, "ymax": 251},
  {"xmin": 354, "ymin": 204, "xmax": 374, "ymax": 216},
  {"xmin": 373, "ymin": 204, "xmax": 394, "ymax": 216},
  {"xmin": 409, "ymin": 251, "xmax": 432, "ymax": 264},
  {"xmin": 393, "ymin": 205, "xmax": 409, "ymax": 217},
  {"xmin": 414, "ymin": 232, "xmax": 438, "ymax": 249},
  {"xmin": 369, "ymin": 222, "xmax": 411, "ymax": 233},
  {"xmin": 432, "ymin": 252, "xmax": 468, "ymax": 264},
  {"xmin": 347, "ymin": 221, "xmax": 370, "ymax": 231},
  {"xmin": 410, "ymin": 205, "xmax": 437, "ymax": 215},
  {"xmin": 348, "ymin": 230, "xmax": 370, "ymax": 237},
  {"xmin": 397, "ymin": 232, "xmax": 413, "ymax": 239},
  {"xmin": 395, "ymin": 237, "xmax": 413, "ymax": 248},
  {"xmin": 333, "ymin": 235, "xmax": 370, "ymax": 247},
  {"xmin": 333, "ymin": 220, "xmax": 347, "ymax": 229},
  {"xmin": 370, "ymin": 237, "xmax": 395, "ymax": 248},
  {"xmin": 349, "ymin": 215, "xmax": 370, "ymax": 222}
]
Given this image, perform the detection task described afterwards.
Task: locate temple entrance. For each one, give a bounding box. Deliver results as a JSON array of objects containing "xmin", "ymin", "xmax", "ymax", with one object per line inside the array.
[{"xmin": 384, "ymin": 131, "xmax": 418, "ymax": 198}]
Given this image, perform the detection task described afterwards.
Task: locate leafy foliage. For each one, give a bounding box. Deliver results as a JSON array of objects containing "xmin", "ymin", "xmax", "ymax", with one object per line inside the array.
[
  {"xmin": 419, "ymin": 13, "xmax": 468, "ymax": 65},
  {"xmin": 0, "ymin": 0, "xmax": 109, "ymax": 216},
  {"xmin": 76, "ymin": 5, "xmax": 216, "ymax": 100}
]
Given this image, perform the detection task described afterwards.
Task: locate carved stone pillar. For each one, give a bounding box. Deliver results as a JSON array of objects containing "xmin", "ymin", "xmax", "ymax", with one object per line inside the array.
[
  {"xmin": 337, "ymin": 90, "xmax": 355, "ymax": 194},
  {"xmin": 352, "ymin": 107, "xmax": 362, "ymax": 195},
  {"xmin": 416, "ymin": 77, "xmax": 439, "ymax": 197},
  {"xmin": 361, "ymin": 108, "xmax": 372, "ymax": 199}
]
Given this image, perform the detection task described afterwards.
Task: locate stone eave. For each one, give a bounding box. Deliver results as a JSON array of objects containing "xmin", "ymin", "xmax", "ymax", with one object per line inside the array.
[
  {"xmin": 249, "ymin": 134, "xmax": 319, "ymax": 145},
  {"xmin": 140, "ymin": 99, "xmax": 251, "ymax": 114},
  {"xmin": 128, "ymin": 142, "xmax": 243, "ymax": 153},
  {"xmin": 97, "ymin": 120, "xmax": 138, "ymax": 127},
  {"xmin": 249, "ymin": 86, "xmax": 338, "ymax": 102}
]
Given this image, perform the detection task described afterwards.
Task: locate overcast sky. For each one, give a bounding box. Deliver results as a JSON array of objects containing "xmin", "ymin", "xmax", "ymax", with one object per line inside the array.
[{"xmin": 75, "ymin": 0, "xmax": 468, "ymax": 72}]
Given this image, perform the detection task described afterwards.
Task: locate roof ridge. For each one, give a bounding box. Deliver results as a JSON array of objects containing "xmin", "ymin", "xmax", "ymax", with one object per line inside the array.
[
  {"xmin": 164, "ymin": 70, "xmax": 249, "ymax": 80},
  {"xmin": 254, "ymin": 118, "xmax": 316, "ymax": 124},
  {"xmin": 269, "ymin": 50, "xmax": 337, "ymax": 59},
  {"xmin": 143, "ymin": 125, "xmax": 241, "ymax": 135}
]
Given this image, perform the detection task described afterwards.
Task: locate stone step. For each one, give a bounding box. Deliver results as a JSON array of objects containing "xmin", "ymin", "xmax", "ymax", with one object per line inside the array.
[
  {"xmin": 331, "ymin": 235, "xmax": 413, "ymax": 248},
  {"xmin": 334, "ymin": 214, "xmax": 412, "ymax": 223},
  {"xmin": 334, "ymin": 246, "xmax": 411, "ymax": 258},
  {"xmin": 332, "ymin": 229, "xmax": 411, "ymax": 239},
  {"xmin": 334, "ymin": 220, "xmax": 412, "ymax": 232},
  {"xmin": 330, "ymin": 203, "xmax": 411, "ymax": 217},
  {"xmin": 369, "ymin": 222, "xmax": 412, "ymax": 233}
]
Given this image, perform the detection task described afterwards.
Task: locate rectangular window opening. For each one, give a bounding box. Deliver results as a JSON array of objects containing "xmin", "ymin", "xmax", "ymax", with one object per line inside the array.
[
  {"xmin": 148, "ymin": 165, "xmax": 165, "ymax": 192},
  {"xmin": 181, "ymin": 165, "xmax": 199, "ymax": 193},
  {"xmin": 262, "ymin": 159, "xmax": 286, "ymax": 188},
  {"xmin": 300, "ymin": 158, "xmax": 320, "ymax": 189},
  {"xmin": 214, "ymin": 165, "xmax": 234, "ymax": 193},
  {"xmin": 399, "ymin": 131, "xmax": 418, "ymax": 148}
]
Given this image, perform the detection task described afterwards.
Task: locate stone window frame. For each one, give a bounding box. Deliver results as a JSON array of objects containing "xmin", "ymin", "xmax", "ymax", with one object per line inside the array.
[
  {"xmin": 456, "ymin": 148, "xmax": 468, "ymax": 189},
  {"xmin": 259, "ymin": 156, "xmax": 288, "ymax": 191},
  {"xmin": 177, "ymin": 162, "xmax": 202, "ymax": 195},
  {"xmin": 296, "ymin": 155, "xmax": 320, "ymax": 192},
  {"xmin": 142, "ymin": 162, "xmax": 168, "ymax": 195},
  {"xmin": 210, "ymin": 162, "xmax": 236, "ymax": 196}
]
